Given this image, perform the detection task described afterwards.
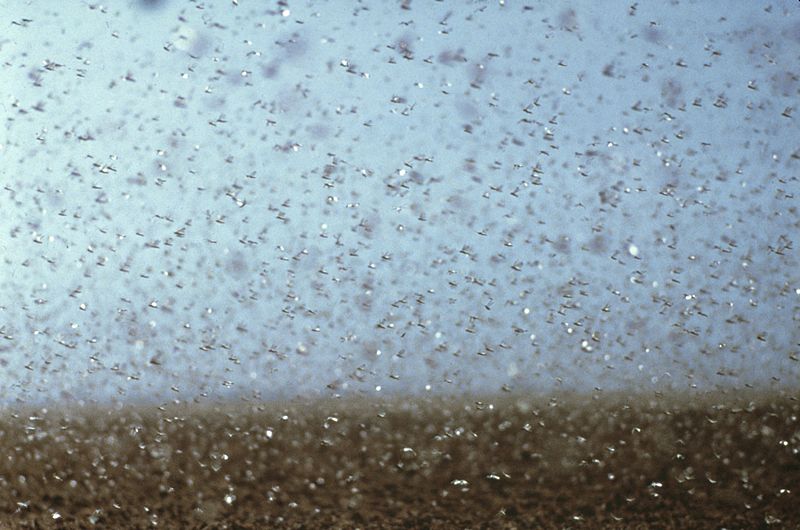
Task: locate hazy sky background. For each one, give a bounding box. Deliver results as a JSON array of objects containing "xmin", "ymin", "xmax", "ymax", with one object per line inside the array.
[{"xmin": 1, "ymin": 0, "xmax": 798, "ymax": 405}]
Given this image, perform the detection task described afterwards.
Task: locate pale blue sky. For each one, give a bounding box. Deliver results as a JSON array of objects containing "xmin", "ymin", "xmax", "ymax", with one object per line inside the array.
[{"xmin": 0, "ymin": 0, "xmax": 798, "ymax": 404}]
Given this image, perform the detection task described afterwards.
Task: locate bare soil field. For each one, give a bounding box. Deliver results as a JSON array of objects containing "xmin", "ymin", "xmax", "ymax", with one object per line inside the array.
[{"xmin": 1, "ymin": 390, "xmax": 798, "ymax": 528}]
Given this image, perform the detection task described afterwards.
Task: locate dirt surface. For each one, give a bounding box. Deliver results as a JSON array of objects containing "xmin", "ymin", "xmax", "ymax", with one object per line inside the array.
[{"xmin": 1, "ymin": 390, "xmax": 798, "ymax": 528}]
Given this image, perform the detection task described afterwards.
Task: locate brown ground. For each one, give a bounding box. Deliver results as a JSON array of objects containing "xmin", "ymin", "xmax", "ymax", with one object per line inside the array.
[{"xmin": 0, "ymin": 390, "xmax": 798, "ymax": 529}]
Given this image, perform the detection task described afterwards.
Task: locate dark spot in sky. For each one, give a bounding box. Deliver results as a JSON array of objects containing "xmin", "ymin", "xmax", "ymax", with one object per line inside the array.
[
  {"xmin": 225, "ymin": 251, "xmax": 249, "ymax": 278},
  {"xmin": 278, "ymin": 34, "xmax": 308, "ymax": 59},
  {"xmin": 557, "ymin": 8, "xmax": 578, "ymax": 31},
  {"xmin": 136, "ymin": 0, "xmax": 168, "ymax": 11},
  {"xmin": 437, "ymin": 48, "xmax": 465, "ymax": 65},
  {"xmin": 586, "ymin": 235, "xmax": 608, "ymax": 255},
  {"xmin": 261, "ymin": 61, "xmax": 280, "ymax": 79},
  {"xmin": 661, "ymin": 78, "xmax": 683, "ymax": 108},
  {"xmin": 643, "ymin": 25, "xmax": 664, "ymax": 44}
]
